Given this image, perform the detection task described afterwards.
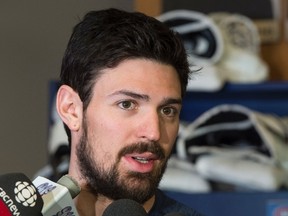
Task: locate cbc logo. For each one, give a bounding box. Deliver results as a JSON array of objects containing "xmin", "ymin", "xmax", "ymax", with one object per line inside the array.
[{"xmin": 14, "ymin": 181, "xmax": 38, "ymax": 207}]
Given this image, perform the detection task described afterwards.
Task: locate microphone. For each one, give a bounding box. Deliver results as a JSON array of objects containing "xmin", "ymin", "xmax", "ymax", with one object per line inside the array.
[
  {"xmin": 0, "ymin": 172, "xmax": 43, "ymax": 216},
  {"xmin": 102, "ymin": 199, "xmax": 147, "ymax": 216},
  {"xmin": 33, "ymin": 175, "xmax": 80, "ymax": 216}
]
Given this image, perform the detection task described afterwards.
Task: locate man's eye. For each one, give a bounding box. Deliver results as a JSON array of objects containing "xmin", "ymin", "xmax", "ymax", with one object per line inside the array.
[
  {"xmin": 161, "ymin": 107, "xmax": 177, "ymax": 117},
  {"xmin": 118, "ymin": 100, "xmax": 136, "ymax": 110}
]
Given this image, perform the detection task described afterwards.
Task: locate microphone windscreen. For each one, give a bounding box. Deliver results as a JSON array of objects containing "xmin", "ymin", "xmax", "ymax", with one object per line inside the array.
[
  {"xmin": 102, "ymin": 199, "xmax": 147, "ymax": 216},
  {"xmin": 0, "ymin": 172, "xmax": 43, "ymax": 216},
  {"xmin": 57, "ymin": 175, "xmax": 80, "ymax": 198}
]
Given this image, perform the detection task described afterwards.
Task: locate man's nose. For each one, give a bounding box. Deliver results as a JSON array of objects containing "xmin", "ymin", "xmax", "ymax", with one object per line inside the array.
[{"xmin": 137, "ymin": 111, "xmax": 161, "ymax": 142}]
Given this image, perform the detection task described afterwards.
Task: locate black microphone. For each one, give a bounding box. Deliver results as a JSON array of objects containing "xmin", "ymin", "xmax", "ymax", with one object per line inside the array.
[
  {"xmin": 0, "ymin": 172, "xmax": 43, "ymax": 216},
  {"xmin": 102, "ymin": 199, "xmax": 147, "ymax": 216}
]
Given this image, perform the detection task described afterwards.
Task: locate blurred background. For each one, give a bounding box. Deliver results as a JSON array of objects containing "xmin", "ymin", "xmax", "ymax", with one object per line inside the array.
[{"xmin": 0, "ymin": 0, "xmax": 133, "ymax": 178}]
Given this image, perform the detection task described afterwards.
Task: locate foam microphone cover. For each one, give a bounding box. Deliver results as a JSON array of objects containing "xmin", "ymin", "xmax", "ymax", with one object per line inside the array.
[
  {"xmin": 0, "ymin": 172, "xmax": 43, "ymax": 216},
  {"xmin": 57, "ymin": 175, "xmax": 81, "ymax": 199},
  {"xmin": 102, "ymin": 199, "xmax": 147, "ymax": 216}
]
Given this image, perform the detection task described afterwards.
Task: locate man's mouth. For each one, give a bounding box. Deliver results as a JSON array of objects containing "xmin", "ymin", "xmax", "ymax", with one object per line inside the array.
[
  {"xmin": 123, "ymin": 153, "xmax": 159, "ymax": 173},
  {"xmin": 131, "ymin": 156, "xmax": 151, "ymax": 164},
  {"xmin": 119, "ymin": 142, "xmax": 165, "ymax": 173}
]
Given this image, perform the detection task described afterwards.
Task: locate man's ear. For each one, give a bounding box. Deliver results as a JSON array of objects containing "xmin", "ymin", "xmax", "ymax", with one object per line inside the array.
[{"xmin": 56, "ymin": 85, "xmax": 83, "ymax": 131}]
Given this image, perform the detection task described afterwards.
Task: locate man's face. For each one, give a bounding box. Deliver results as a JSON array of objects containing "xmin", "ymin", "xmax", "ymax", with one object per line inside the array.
[{"xmin": 76, "ymin": 59, "xmax": 182, "ymax": 203}]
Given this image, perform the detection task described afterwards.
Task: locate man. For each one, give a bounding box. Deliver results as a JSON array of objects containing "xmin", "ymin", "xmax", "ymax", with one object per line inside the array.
[{"xmin": 56, "ymin": 8, "xmax": 203, "ymax": 216}]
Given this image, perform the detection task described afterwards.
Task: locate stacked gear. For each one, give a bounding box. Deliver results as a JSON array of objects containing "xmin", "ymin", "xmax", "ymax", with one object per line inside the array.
[
  {"xmin": 157, "ymin": 10, "xmax": 225, "ymax": 92},
  {"xmin": 175, "ymin": 104, "xmax": 288, "ymax": 191},
  {"xmin": 209, "ymin": 12, "xmax": 269, "ymax": 83},
  {"xmin": 157, "ymin": 10, "xmax": 224, "ymax": 66},
  {"xmin": 157, "ymin": 10, "xmax": 269, "ymax": 92},
  {"xmin": 159, "ymin": 122, "xmax": 211, "ymax": 193}
]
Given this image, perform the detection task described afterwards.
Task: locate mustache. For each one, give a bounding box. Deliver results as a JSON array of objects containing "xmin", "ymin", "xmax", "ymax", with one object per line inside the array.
[{"xmin": 118, "ymin": 142, "xmax": 165, "ymax": 160}]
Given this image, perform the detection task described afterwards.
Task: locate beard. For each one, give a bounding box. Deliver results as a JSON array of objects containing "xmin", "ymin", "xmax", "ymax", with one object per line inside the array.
[{"xmin": 76, "ymin": 119, "xmax": 169, "ymax": 204}]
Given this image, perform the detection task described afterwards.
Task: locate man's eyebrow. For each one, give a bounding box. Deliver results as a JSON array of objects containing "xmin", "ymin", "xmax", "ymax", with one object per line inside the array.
[
  {"xmin": 108, "ymin": 90, "xmax": 182, "ymax": 105},
  {"xmin": 161, "ymin": 97, "xmax": 182, "ymax": 106},
  {"xmin": 108, "ymin": 90, "xmax": 150, "ymax": 101}
]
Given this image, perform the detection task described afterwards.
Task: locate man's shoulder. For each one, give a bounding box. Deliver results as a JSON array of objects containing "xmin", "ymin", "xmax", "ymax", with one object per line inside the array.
[{"xmin": 148, "ymin": 189, "xmax": 204, "ymax": 216}]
